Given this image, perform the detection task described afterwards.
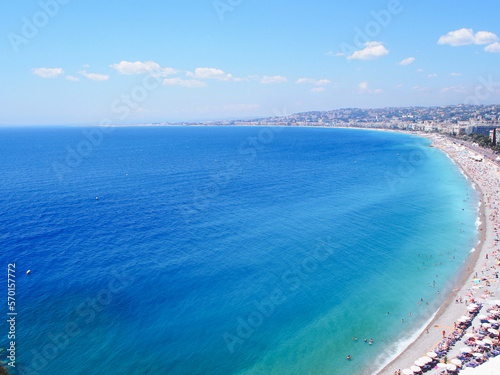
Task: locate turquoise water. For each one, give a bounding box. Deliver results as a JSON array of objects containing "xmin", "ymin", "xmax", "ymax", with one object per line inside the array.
[{"xmin": 0, "ymin": 127, "xmax": 478, "ymax": 374}]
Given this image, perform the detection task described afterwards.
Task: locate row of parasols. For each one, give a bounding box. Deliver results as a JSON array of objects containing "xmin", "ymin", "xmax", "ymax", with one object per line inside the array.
[
  {"xmin": 400, "ymin": 352, "xmax": 461, "ymax": 374},
  {"xmin": 399, "ymin": 303, "xmax": 486, "ymax": 375}
]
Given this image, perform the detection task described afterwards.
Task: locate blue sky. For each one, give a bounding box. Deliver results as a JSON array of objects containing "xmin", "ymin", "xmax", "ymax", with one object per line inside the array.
[{"xmin": 2, "ymin": 0, "xmax": 500, "ymax": 125}]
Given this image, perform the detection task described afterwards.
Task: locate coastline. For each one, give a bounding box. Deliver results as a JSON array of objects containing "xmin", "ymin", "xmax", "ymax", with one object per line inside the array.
[{"xmin": 377, "ymin": 133, "xmax": 500, "ymax": 374}]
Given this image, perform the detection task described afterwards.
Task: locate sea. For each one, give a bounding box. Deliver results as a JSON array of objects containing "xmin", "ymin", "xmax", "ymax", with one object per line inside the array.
[{"xmin": 0, "ymin": 126, "xmax": 479, "ymax": 375}]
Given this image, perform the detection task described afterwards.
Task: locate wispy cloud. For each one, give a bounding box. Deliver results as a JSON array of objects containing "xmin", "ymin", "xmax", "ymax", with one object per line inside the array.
[
  {"xmin": 32, "ymin": 67, "xmax": 64, "ymax": 78},
  {"xmin": 110, "ymin": 60, "xmax": 177, "ymax": 76},
  {"xmin": 347, "ymin": 41, "xmax": 389, "ymax": 60},
  {"xmin": 296, "ymin": 78, "xmax": 331, "ymax": 86},
  {"xmin": 163, "ymin": 77, "xmax": 207, "ymax": 88},
  {"xmin": 440, "ymin": 84, "xmax": 466, "ymax": 94},
  {"xmin": 65, "ymin": 75, "xmax": 80, "ymax": 81},
  {"xmin": 397, "ymin": 57, "xmax": 415, "ymax": 66},
  {"xmin": 311, "ymin": 87, "xmax": 326, "ymax": 92},
  {"xmin": 79, "ymin": 70, "xmax": 109, "ymax": 81},
  {"xmin": 186, "ymin": 67, "xmax": 241, "ymax": 81},
  {"xmin": 358, "ymin": 81, "xmax": 382, "ymax": 94},
  {"xmin": 326, "ymin": 51, "xmax": 344, "ymax": 57},
  {"xmin": 223, "ymin": 103, "xmax": 260, "ymax": 111},
  {"xmin": 412, "ymin": 85, "xmax": 429, "ymax": 92},
  {"xmin": 260, "ymin": 76, "xmax": 287, "ymax": 84},
  {"xmin": 427, "ymin": 73, "xmax": 438, "ymax": 78},
  {"xmin": 449, "ymin": 72, "xmax": 462, "ymax": 76}
]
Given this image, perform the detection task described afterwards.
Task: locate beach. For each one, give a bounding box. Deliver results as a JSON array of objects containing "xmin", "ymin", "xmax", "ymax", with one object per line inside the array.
[{"xmin": 378, "ymin": 133, "xmax": 500, "ymax": 375}]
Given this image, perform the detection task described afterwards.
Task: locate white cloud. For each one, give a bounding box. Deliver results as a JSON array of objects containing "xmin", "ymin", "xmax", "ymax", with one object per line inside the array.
[
  {"xmin": 358, "ymin": 81, "xmax": 369, "ymax": 90},
  {"xmin": 296, "ymin": 78, "xmax": 314, "ymax": 84},
  {"xmin": 296, "ymin": 78, "xmax": 331, "ymax": 86},
  {"xmin": 475, "ymin": 31, "xmax": 499, "ymax": 45},
  {"xmin": 450, "ymin": 72, "xmax": 462, "ymax": 76},
  {"xmin": 32, "ymin": 68, "xmax": 64, "ymax": 78},
  {"xmin": 428, "ymin": 73, "xmax": 438, "ymax": 78},
  {"xmin": 416, "ymin": 68, "xmax": 424, "ymax": 72},
  {"xmin": 315, "ymin": 79, "xmax": 331, "ymax": 86},
  {"xmin": 398, "ymin": 57, "xmax": 415, "ymax": 65},
  {"xmin": 347, "ymin": 41, "xmax": 389, "ymax": 60},
  {"xmin": 311, "ymin": 87, "xmax": 326, "ymax": 92},
  {"xmin": 394, "ymin": 84, "xmax": 403, "ymax": 89},
  {"xmin": 438, "ymin": 28, "xmax": 498, "ymax": 46},
  {"xmin": 260, "ymin": 76, "xmax": 287, "ymax": 84},
  {"xmin": 373, "ymin": 88, "xmax": 383, "ymax": 94},
  {"xmin": 110, "ymin": 61, "xmax": 177, "ymax": 76},
  {"xmin": 485, "ymin": 42, "xmax": 500, "ymax": 53},
  {"xmin": 65, "ymin": 75, "xmax": 80, "ymax": 81},
  {"xmin": 326, "ymin": 51, "xmax": 344, "ymax": 57},
  {"xmin": 162, "ymin": 77, "xmax": 207, "ymax": 88},
  {"xmin": 79, "ymin": 70, "xmax": 109, "ymax": 81},
  {"xmin": 187, "ymin": 67, "xmax": 240, "ymax": 81}
]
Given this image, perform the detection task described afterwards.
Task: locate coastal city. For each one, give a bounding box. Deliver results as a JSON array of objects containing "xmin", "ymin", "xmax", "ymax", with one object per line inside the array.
[{"xmin": 158, "ymin": 104, "xmax": 500, "ymax": 147}]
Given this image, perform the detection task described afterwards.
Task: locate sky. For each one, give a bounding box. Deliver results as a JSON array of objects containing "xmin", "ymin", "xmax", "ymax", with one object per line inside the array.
[{"xmin": 1, "ymin": 0, "xmax": 500, "ymax": 125}]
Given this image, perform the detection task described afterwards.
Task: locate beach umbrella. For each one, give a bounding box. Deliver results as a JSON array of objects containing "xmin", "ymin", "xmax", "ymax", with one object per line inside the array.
[
  {"xmin": 402, "ymin": 369, "xmax": 413, "ymax": 375},
  {"xmin": 463, "ymin": 333, "xmax": 474, "ymax": 338},
  {"xmin": 450, "ymin": 358, "xmax": 462, "ymax": 367},
  {"xmin": 410, "ymin": 365, "xmax": 421, "ymax": 373},
  {"xmin": 488, "ymin": 328, "xmax": 499, "ymax": 334},
  {"xmin": 414, "ymin": 359, "xmax": 426, "ymax": 367},
  {"xmin": 436, "ymin": 363, "xmax": 447, "ymax": 368},
  {"xmin": 460, "ymin": 347, "xmax": 472, "ymax": 353},
  {"xmin": 476, "ymin": 340, "xmax": 485, "ymax": 346},
  {"xmin": 446, "ymin": 363, "xmax": 457, "ymax": 372},
  {"xmin": 488, "ymin": 319, "xmax": 497, "ymax": 323},
  {"xmin": 469, "ymin": 303, "xmax": 479, "ymax": 308},
  {"xmin": 418, "ymin": 356, "xmax": 432, "ymax": 364},
  {"xmin": 482, "ymin": 323, "xmax": 492, "ymax": 328},
  {"xmin": 473, "ymin": 352, "xmax": 483, "ymax": 357},
  {"xmin": 426, "ymin": 351, "xmax": 437, "ymax": 358},
  {"xmin": 477, "ymin": 314, "xmax": 488, "ymax": 319},
  {"xmin": 483, "ymin": 338, "xmax": 493, "ymax": 345},
  {"xmin": 473, "ymin": 279, "xmax": 481, "ymax": 283}
]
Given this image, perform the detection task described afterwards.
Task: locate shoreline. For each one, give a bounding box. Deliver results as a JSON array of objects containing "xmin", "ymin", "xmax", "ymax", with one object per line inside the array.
[{"xmin": 377, "ymin": 133, "xmax": 499, "ymax": 374}]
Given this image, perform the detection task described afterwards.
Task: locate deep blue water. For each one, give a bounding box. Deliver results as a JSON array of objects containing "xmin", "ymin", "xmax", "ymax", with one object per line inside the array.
[{"xmin": 0, "ymin": 126, "xmax": 478, "ymax": 375}]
